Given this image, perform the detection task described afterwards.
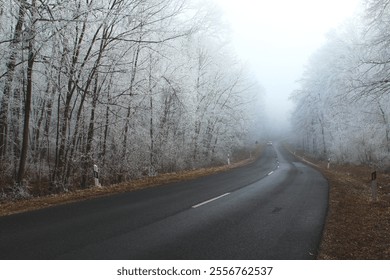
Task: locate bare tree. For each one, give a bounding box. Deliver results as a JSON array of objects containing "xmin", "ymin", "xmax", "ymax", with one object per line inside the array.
[{"xmin": 0, "ymin": 0, "xmax": 26, "ymax": 160}]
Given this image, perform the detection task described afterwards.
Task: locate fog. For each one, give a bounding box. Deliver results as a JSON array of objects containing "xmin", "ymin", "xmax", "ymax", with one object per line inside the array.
[
  {"xmin": 213, "ymin": 0, "xmax": 360, "ymax": 133},
  {"xmin": 1, "ymin": 0, "xmax": 389, "ymax": 192}
]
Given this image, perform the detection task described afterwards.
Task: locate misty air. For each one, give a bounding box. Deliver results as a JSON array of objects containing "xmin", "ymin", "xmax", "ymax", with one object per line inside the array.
[{"xmin": 0, "ymin": 0, "xmax": 389, "ymax": 265}]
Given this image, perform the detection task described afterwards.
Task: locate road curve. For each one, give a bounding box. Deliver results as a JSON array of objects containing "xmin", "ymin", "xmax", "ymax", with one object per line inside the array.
[{"xmin": 0, "ymin": 144, "xmax": 328, "ymax": 259}]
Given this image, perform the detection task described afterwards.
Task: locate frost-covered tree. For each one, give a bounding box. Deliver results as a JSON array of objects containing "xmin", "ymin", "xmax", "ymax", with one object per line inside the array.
[
  {"xmin": 0, "ymin": 0, "xmax": 265, "ymax": 197},
  {"xmin": 291, "ymin": 1, "xmax": 390, "ymax": 166}
]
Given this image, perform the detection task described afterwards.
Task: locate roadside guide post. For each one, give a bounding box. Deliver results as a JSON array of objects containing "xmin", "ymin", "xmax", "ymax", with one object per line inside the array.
[
  {"xmin": 93, "ymin": 164, "xmax": 102, "ymax": 188},
  {"xmin": 371, "ymin": 171, "xmax": 377, "ymax": 202},
  {"xmin": 327, "ymin": 158, "xmax": 331, "ymax": 169},
  {"xmin": 227, "ymin": 153, "xmax": 230, "ymax": 165}
]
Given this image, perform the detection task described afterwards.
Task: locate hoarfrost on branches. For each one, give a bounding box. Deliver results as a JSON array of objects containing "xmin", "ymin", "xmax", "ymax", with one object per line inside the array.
[
  {"xmin": 0, "ymin": 0, "xmax": 265, "ymax": 194},
  {"xmin": 291, "ymin": 1, "xmax": 390, "ymax": 167}
]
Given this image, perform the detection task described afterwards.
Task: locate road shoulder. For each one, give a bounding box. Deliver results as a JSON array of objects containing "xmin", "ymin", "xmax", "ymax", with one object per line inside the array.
[{"xmin": 287, "ymin": 149, "xmax": 390, "ymax": 259}]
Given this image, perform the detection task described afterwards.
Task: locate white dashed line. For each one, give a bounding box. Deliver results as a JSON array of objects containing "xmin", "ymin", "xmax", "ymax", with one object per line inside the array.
[
  {"xmin": 192, "ymin": 193, "xmax": 231, "ymax": 209},
  {"xmin": 268, "ymin": 171, "xmax": 274, "ymax": 176}
]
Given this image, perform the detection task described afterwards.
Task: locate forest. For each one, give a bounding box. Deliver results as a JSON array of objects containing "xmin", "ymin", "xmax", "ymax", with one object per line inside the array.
[
  {"xmin": 0, "ymin": 0, "xmax": 264, "ymax": 198},
  {"xmin": 291, "ymin": 0, "xmax": 390, "ymax": 169}
]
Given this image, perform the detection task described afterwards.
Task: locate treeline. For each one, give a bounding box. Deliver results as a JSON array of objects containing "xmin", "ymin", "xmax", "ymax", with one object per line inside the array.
[
  {"xmin": 291, "ymin": 0, "xmax": 390, "ymax": 167},
  {"xmin": 0, "ymin": 0, "xmax": 264, "ymax": 197}
]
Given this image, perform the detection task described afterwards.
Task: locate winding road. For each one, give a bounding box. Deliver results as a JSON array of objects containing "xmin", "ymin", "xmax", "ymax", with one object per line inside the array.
[{"xmin": 0, "ymin": 143, "xmax": 328, "ymax": 259}]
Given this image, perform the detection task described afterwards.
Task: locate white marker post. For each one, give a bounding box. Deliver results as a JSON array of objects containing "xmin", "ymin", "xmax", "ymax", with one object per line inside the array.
[
  {"xmin": 327, "ymin": 158, "xmax": 331, "ymax": 169},
  {"xmin": 93, "ymin": 164, "xmax": 101, "ymax": 188},
  {"xmin": 227, "ymin": 154, "xmax": 230, "ymax": 165}
]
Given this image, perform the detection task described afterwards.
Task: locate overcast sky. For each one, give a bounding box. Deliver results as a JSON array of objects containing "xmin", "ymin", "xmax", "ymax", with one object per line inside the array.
[{"xmin": 212, "ymin": 0, "xmax": 361, "ymax": 131}]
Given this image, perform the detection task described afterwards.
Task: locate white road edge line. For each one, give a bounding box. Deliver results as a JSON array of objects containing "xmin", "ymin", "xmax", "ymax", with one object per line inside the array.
[
  {"xmin": 192, "ymin": 193, "xmax": 231, "ymax": 209},
  {"xmin": 268, "ymin": 171, "xmax": 274, "ymax": 176}
]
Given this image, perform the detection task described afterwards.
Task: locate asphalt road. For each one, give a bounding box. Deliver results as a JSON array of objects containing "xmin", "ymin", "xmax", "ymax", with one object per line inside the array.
[{"xmin": 0, "ymin": 144, "xmax": 328, "ymax": 260}]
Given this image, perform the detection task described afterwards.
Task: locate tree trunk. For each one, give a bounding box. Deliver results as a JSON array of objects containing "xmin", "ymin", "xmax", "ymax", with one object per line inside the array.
[
  {"xmin": 0, "ymin": 0, "xmax": 26, "ymax": 159},
  {"xmin": 378, "ymin": 102, "xmax": 390, "ymax": 153},
  {"xmin": 55, "ymin": 16, "xmax": 87, "ymax": 186},
  {"xmin": 17, "ymin": 0, "xmax": 36, "ymax": 185},
  {"xmin": 122, "ymin": 43, "xmax": 141, "ymax": 160},
  {"xmin": 81, "ymin": 74, "xmax": 99, "ymax": 188}
]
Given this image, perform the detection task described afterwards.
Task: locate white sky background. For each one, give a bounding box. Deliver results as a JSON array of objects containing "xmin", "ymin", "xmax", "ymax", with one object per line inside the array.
[{"xmin": 212, "ymin": 0, "xmax": 360, "ymax": 133}]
